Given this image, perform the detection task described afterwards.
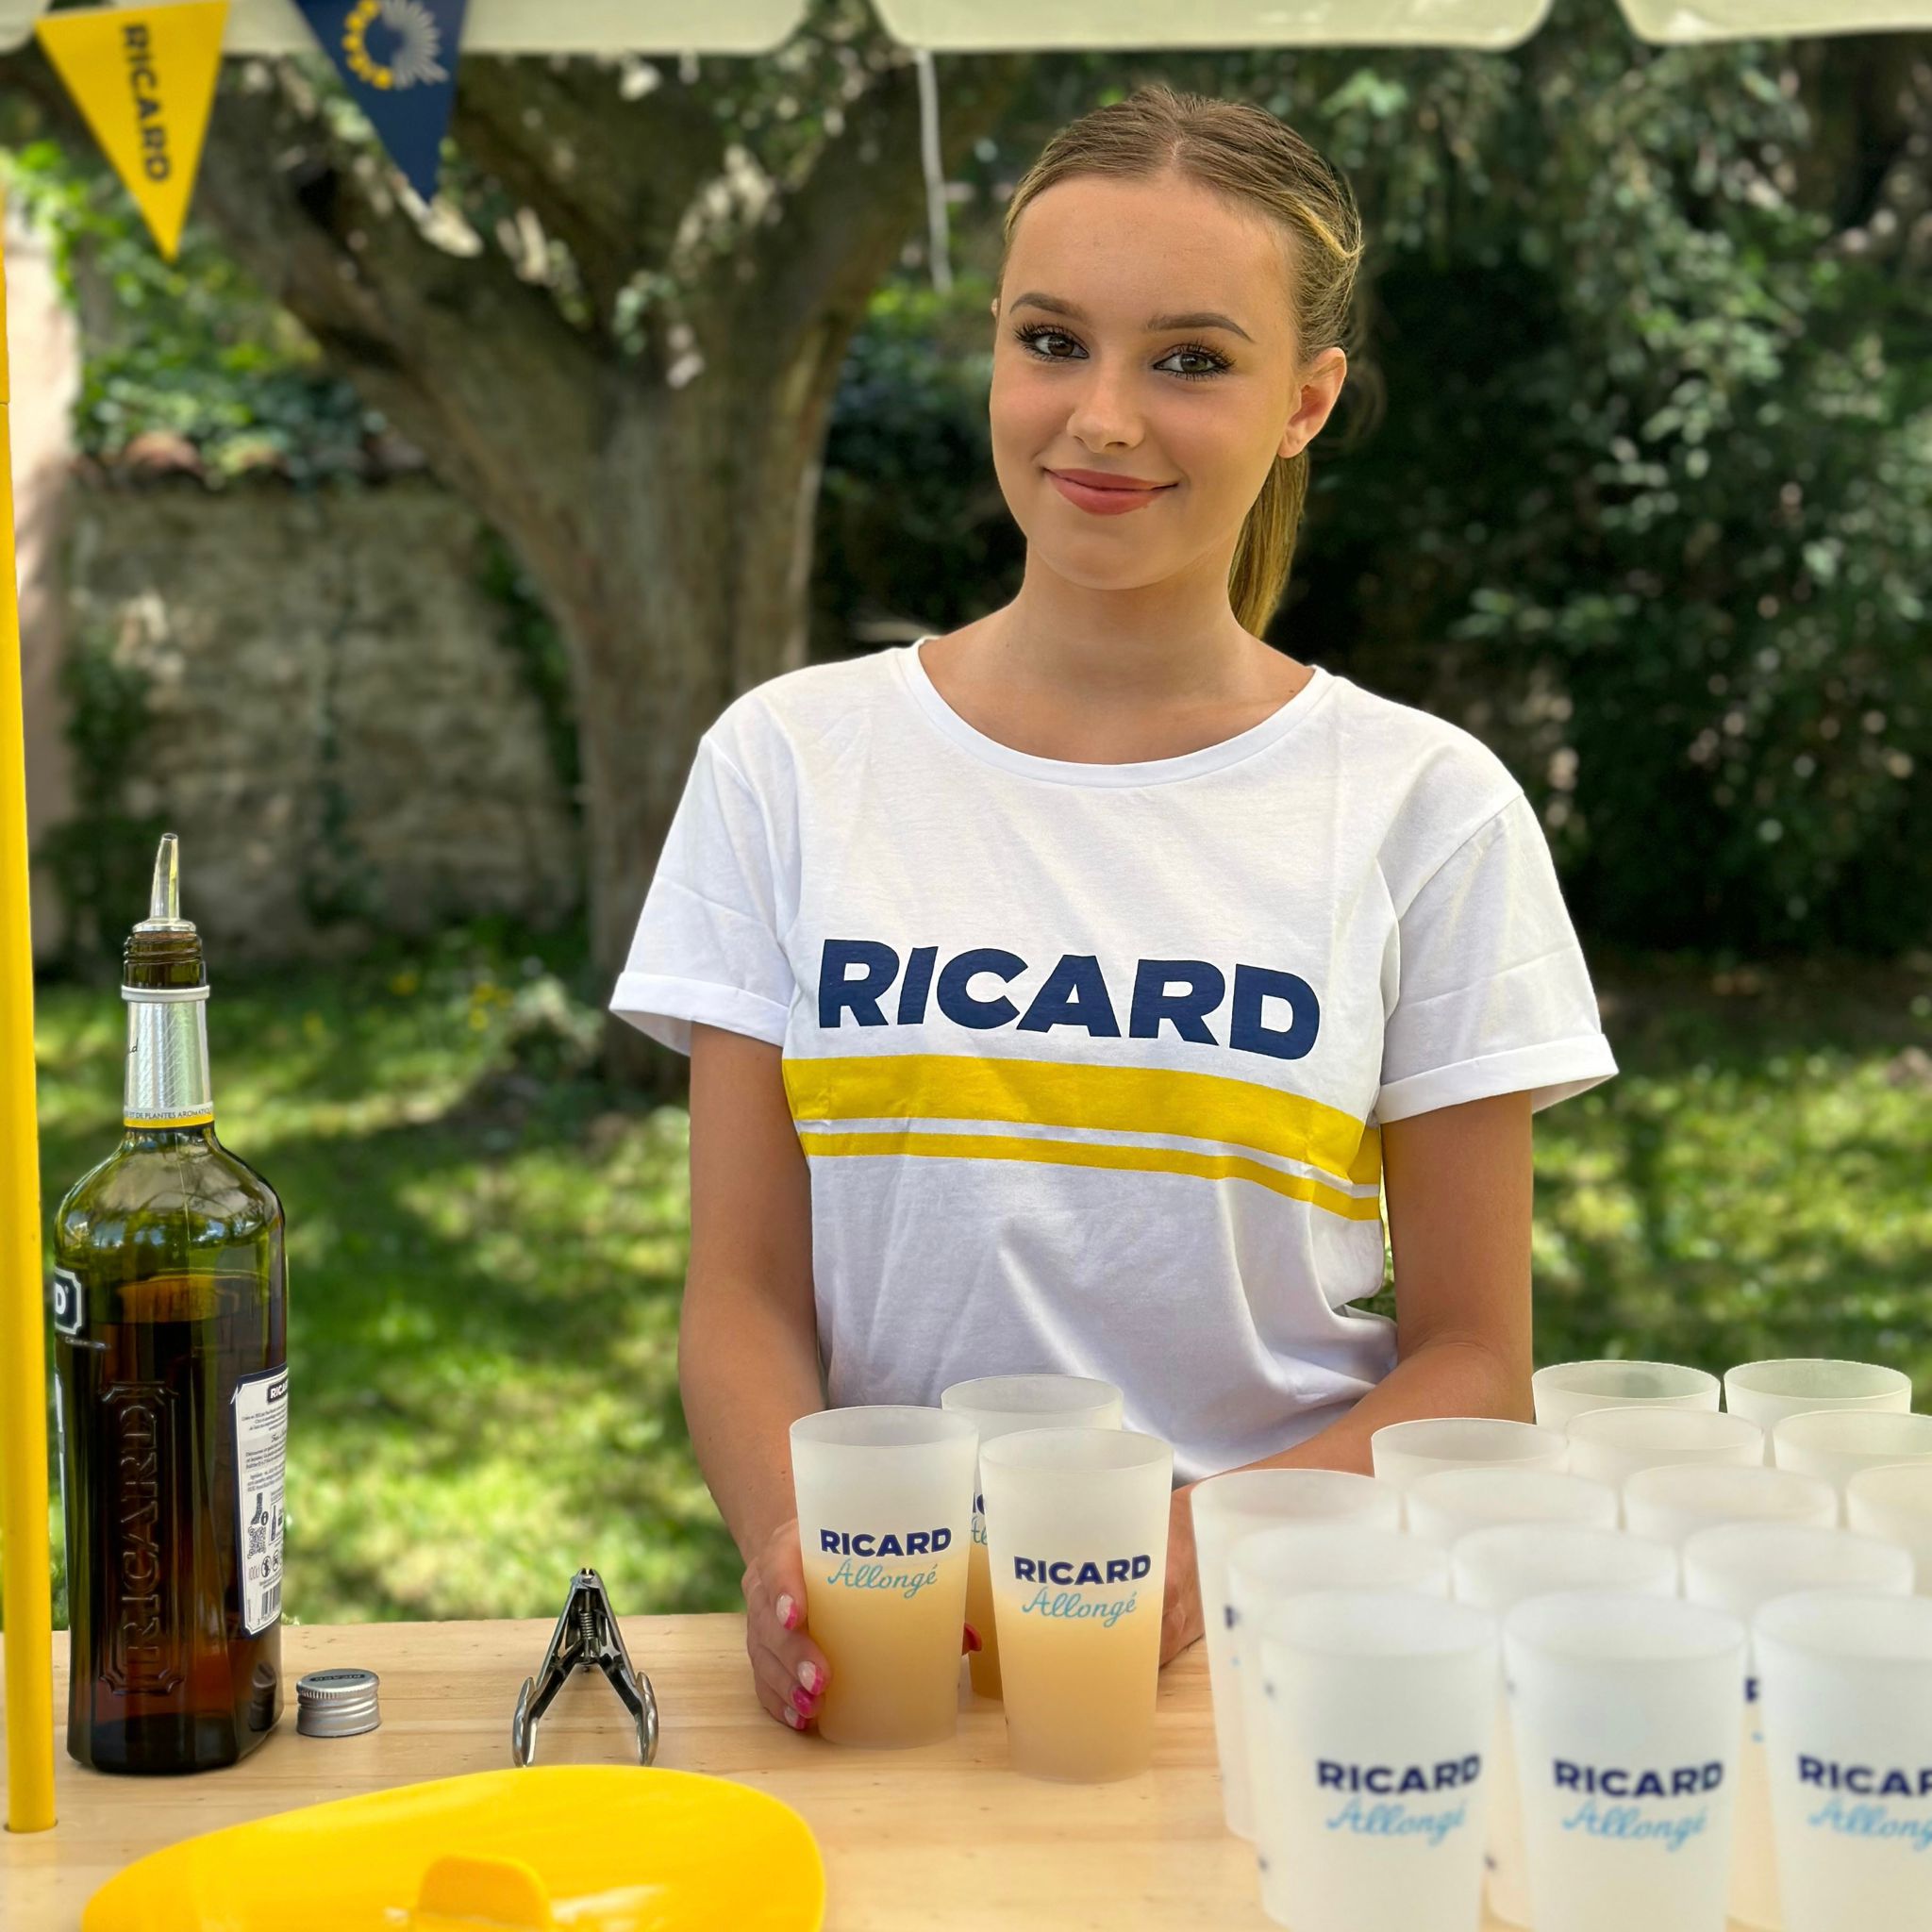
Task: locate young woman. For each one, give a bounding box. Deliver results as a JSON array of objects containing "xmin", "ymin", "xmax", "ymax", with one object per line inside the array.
[{"xmin": 611, "ymin": 85, "xmax": 1618, "ymax": 1732}]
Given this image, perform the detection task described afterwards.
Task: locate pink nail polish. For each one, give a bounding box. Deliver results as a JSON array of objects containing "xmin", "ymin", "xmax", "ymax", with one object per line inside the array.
[
  {"xmin": 783, "ymin": 1704, "xmax": 804, "ymax": 1730},
  {"xmin": 797, "ymin": 1659, "xmax": 822, "ymax": 1696},
  {"xmin": 776, "ymin": 1592, "xmax": 798, "ymax": 1630},
  {"xmin": 791, "ymin": 1685, "xmax": 815, "ymax": 1717}
]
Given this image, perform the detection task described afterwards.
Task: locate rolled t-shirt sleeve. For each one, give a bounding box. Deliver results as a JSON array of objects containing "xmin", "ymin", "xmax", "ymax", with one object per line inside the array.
[
  {"xmin": 1376, "ymin": 791, "xmax": 1618, "ymax": 1124},
  {"xmin": 608, "ymin": 732, "xmax": 794, "ymax": 1055}
]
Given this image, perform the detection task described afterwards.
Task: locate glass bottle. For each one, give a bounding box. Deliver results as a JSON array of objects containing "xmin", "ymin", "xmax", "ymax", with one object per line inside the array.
[{"xmin": 50, "ymin": 833, "xmax": 288, "ymax": 1773}]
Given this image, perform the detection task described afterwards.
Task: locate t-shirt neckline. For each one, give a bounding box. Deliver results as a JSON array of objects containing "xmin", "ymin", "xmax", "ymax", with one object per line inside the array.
[{"xmin": 898, "ymin": 637, "xmax": 1333, "ymax": 788}]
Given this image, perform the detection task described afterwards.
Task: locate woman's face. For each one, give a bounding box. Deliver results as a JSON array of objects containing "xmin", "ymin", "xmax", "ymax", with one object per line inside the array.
[{"xmin": 991, "ymin": 171, "xmax": 1344, "ymax": 590}]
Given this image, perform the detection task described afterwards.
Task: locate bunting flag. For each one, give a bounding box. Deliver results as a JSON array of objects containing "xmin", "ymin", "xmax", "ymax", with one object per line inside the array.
[
  {"xmin": 35, "ymin": 2, "xmax": 231, "ymax": 263},
  {"xmin": 294, "ymin": 0, "xmax": 469, "ymax": 201}
]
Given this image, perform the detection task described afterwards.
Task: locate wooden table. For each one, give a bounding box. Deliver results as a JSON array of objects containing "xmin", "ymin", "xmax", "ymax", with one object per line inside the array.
[{"xmin": 2, "ymin": 1615, "xmax": 1747, "ymax": 1929}]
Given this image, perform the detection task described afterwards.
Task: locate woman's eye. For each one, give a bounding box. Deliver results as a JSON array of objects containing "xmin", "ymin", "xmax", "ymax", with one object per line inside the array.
[
  {"xmin": 1160, "ymin": 345, "xmax": 1230, "ymax": 378},
  {"xmin": 1012, "ymin": 325, "xmax": 1080, "ymax": 364}
]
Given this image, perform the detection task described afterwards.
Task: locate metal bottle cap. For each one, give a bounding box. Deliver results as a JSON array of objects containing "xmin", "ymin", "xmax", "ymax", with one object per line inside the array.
[{"xmin": 296, "ymin": 1667, "xmax": 381, "ymax": 1738}]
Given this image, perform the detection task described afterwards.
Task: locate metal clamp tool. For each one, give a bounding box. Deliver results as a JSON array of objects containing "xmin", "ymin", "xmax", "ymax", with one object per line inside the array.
[{"xmin": 511, "ymin": 1567, "xmax": 659, "ymax": 1768}]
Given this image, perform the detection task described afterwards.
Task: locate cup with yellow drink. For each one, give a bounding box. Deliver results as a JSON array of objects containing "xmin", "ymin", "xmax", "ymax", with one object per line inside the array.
[
  {"xmin": 939, "ymin": 1374, "xmax": 1122, "ymax": 1699},
  {"xmin": 790, "ymin": 1406, "xmax": 978, "ymax": 1746},
  {"xmin": 980, "ymin": 1426, "xmax": 1172, "ymax": 1782}
]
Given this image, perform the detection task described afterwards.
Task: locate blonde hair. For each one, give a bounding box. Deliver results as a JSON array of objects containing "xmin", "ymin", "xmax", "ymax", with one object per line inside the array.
[{"xmin": 996, "ymin": 84, "xmax": 1374, "ymax": 639}]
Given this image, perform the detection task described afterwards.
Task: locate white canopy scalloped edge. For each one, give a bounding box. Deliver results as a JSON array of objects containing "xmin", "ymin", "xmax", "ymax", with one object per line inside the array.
[{"xmin": 0, "ymin": 0, "xmax": 1925, "ymax": 59}]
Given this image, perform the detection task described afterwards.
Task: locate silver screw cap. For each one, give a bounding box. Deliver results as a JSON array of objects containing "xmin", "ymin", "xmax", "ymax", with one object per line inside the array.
[{"xmin": 295, "ymin": 1667, "xmax": 381, "ymax": 1738}]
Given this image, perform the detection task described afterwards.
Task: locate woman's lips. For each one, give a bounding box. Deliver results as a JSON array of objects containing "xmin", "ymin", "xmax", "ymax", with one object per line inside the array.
[{"xmin": 1046, "ymin": 469, "xmax": 1176, "ymax": 516}]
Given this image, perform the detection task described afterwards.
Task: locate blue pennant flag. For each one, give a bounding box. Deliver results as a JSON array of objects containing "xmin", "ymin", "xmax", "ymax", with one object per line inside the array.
[{"xmin": 296, "ymin": 0, "xmax": 468, "ymax": 201}]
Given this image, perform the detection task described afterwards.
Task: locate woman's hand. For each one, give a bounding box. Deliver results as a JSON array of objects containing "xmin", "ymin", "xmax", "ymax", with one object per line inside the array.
[
  {"xmin": 742, "ymin": 1519, "xmax": 985, "ymax": 1729},
  {"xmin": 1159, "ymin": 1484, "xmax": 1205, "ymax": 1665},
  {"xmin": 741, "ymin": 1519, "xmax": 830, "ymax": 1730}
]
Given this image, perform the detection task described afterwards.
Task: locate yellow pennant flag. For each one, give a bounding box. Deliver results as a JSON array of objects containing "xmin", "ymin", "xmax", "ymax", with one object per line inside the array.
[{"xmin": 37, "ymin": 2, "xmax": 230, "ymax": 262}]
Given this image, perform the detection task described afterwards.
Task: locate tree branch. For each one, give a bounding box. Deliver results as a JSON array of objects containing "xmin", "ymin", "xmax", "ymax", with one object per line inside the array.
[
  {"xmin": 1792, "ymin": 32, "xmax": 1932, "ymax": 268},
  {"xmin": 450, "ymin": 57, "xmax": 729, "ymax": 332},
  {"xmin": 741, "ymin": 48, "xmax": 1029, "ymax": 343},
  {"xmin": 212, "ymin": 64, "xmax": 608, "ymax": 505}
]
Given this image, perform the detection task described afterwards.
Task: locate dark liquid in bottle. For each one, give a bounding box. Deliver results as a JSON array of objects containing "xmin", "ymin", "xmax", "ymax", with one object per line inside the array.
[{"xmin": 56, "ymin": 1273, "xmax": 284, "ymax": 1773}]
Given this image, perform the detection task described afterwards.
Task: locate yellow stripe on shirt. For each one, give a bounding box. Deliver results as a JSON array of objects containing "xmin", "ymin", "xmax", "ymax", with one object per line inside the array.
[
  {"xmin": 792, "ymin": 1126, "xmax": 1385, "ymax": 1222},
  {"xmin": 782, "ymin": 1052, "xmax": 1381, "ymax": 1190}
]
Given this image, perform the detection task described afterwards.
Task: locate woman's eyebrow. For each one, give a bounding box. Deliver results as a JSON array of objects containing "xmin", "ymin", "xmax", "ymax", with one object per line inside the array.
[{"xmin": 1008, "ymin": 291, "xmax": 1254, "ymax": 342}]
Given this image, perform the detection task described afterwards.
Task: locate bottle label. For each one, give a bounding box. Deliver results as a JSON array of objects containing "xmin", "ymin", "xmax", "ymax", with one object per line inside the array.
[
  {"xmin": 232, "ymin": 1366, "xmax": 289, "ymax": 1635},
  {"xmin": 52, "ymin": 1267, "xmax": 85, "ymax": 1339}
]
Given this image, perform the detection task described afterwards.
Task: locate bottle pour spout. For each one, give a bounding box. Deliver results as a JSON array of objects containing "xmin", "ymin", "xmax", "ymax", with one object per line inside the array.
[{"xmin": 134, "ymin": 831, "xmax": 195, "ymax": 934}]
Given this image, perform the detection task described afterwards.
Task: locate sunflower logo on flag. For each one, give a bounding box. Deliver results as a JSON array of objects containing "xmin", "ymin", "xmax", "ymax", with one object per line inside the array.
[
  {"xmin": 341, "ymin": 0, "xmax": 449, "ymax": 91},
  {"xmin": 296, "ymin": 0, "xmax": 466, "ymax": 197}
]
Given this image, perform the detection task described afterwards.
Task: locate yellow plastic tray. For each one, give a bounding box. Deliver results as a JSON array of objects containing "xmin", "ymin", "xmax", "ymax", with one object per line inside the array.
[{"xmin": 82, "ymin": 1764, "xmax": 826, "ymax": 1931}]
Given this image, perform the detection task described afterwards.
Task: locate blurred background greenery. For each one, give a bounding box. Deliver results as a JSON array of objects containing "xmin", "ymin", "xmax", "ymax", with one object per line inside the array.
[{"xmin": 6, "ymin": 0, "xmax": 1930, "ymax": 1623}]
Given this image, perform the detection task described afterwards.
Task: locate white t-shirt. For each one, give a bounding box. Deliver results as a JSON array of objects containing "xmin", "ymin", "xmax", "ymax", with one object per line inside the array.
[{"xmin": 611, "ymin": 638, "xmax": 1618, "ymax": 1480}]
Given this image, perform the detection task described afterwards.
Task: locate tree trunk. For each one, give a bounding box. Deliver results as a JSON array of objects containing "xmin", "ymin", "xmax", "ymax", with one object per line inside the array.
[{"xmin": 541, "ymin": 330, "xmax": 852, "ymax": 1085}]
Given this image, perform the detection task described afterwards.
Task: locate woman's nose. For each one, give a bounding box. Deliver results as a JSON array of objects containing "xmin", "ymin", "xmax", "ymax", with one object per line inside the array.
[{"xmin": 1063, "ymin": 366, "xmax": 1147, "ymax": 448}]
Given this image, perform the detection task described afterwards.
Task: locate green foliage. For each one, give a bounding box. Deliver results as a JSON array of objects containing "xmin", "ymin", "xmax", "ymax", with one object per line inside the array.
[
  {"xmin": 477, "ymin": 528, "xmax": 582, "ymax": 812},
  {"xmin": 1, "ymin": 140, "xmax": 378, "ymax": 481},
  {"xmin": 28, "ymin": 933, "xmax": 1932, "ymax": 1623},
  {"xmin": 813, "ymin": 275, "xmax": 1019, "ymax": 657},
  {"xmin": 32, "ymin": 620, "xmax": 163, "ymax": 970},
  {"xmin": 1433, "ymin": 20, "xmax": 1932, "ymax": 956},
  {"xmin": 299, "ymin": 675, "xmax": 384, "ymax": 930}
]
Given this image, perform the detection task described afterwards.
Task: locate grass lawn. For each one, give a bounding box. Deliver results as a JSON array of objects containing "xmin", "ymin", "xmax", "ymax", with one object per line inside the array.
[{"xmin": 25, "ymin": 929, "xmax": 1932, "ymax": 1627}]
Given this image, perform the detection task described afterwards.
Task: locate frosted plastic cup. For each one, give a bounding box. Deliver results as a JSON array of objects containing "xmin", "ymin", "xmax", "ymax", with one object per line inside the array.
[
  {"xmin": 1682, "ymin": 1523, "xmax": 1917, "ymax": 1930},
  {"xmin": 1532, "ymin": 1359, "xmax": 1721, "ymax": 1431},
  {"xmin": 978, "ymin": 1425, "xmax": 1172, "ymax": 1782},
  {"xmin": 1189, "ymin": 1468, "xmax": 1401, "ymax": 1838},
  {"xmin": 1566, "ymin": 1405, "xmax": 1764, "ymax": 1489},
  {"xmin": 1228, "ymin": 1524, "xmax": 1450, "ymax": 1892},
  {"xmin": 1624, "ymin": 1463, "xmax": 1839, "ymax": 1550},
  {"xmin": 1725, "ymin": 1359, "xmax": 1911, "ymax": 1461},
  {"xmin": 1773, "ymin": 1409, "xmax": 1932, "ymax": 1499},
  {"xmin": 1681, "ymin": 1523, "xmax": 1918, "ymax": 1617},
  {"xmin": 1254, "ymin": 1590, "xmax": 1499, "ymax": 1932},
  {"xmin": 1451, "ymin": 1523, "xmax": 1681, "ymax": 1610},
  {"xmin": 1846, "ymin": 1464, "xmax": 1932, "ymax": 1593},
  {"xmin": 1369, "ymin": 1417, "xmax": 1568, "ymax": 1489},
  {"xmin": 940, "ymin": 1374, "xmax": 1122, "ymax": 1700},
  {"xmin": 1405, "ymin": 1467, "xmax": 1618, "ymax": 1546},
  {"xmin": 1754, "ymin": 1590, "xmax": 1932, "ymax": 1932},
  {"xmin": 1452, "ymin": 1524, "xmax": 1678, "ymax": 1928},
  {"xmin": 790, "ymin": 1405, "xmax": 978, "ymax": 1746},
  {"xmin": 1504, "ymin": 1591, "xmax": 1746, "ymax": 1932}
]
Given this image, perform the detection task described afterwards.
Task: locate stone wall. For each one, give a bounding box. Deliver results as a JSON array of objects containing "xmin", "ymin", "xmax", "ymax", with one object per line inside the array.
[{"xmin": 50, "ymin": 474, "xmax": 581, "ymax": 962}]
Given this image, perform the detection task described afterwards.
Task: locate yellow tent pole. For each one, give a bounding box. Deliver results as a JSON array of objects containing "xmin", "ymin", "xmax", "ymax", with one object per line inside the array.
[{"xmin": 0, "ymin": 184, "xmax": 58, "ymax": 1834}]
